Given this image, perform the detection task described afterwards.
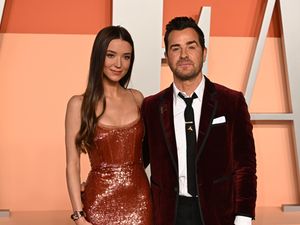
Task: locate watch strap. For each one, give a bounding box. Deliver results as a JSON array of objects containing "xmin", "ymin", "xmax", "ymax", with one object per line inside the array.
[{"xmin": 71, "ymin": 210, "xmax": 86, "ymax": 221}]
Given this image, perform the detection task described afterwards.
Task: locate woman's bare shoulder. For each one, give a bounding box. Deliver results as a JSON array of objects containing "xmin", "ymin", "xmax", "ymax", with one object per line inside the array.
[
  {"xmin": 129, "ymin": 89, "xmax": 144, "ymax": 107},
  {"xmin": 66, "ymin": 95, "xmax": 83, "ymax": 116},
  {"xmin": 67, "ymin": 95, "xmax": 83, "ymax": 108}
]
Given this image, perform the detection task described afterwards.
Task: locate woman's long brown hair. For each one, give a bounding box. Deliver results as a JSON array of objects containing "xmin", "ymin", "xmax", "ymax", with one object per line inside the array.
[{"xmin": 75, "ymin": 26, "xmax": 135, "ymax": 153}]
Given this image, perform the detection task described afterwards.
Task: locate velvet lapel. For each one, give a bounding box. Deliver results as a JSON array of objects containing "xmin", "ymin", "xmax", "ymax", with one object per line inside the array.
[
  {"xmin": 196, "ymin": 77, "xmax": 218, "ymax": 158},
  {"xmin": 159, "ymin": 85, "xmax": 178, "ymax": 173}
]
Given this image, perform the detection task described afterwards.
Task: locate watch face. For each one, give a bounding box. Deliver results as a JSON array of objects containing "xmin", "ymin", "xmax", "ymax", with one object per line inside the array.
[{"xmin": 71, "ymin": 214, "xmax": 79, "ymax": 220}]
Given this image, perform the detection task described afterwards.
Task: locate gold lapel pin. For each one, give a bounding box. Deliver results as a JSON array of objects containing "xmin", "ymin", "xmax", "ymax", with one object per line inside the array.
[{"xmin": 188, "ymin": 126, "xmax": 193, "ymax": 131}]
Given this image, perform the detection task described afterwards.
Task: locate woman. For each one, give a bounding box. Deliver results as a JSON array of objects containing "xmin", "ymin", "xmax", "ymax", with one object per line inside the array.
[{"xmin": 65, "ymin": 26, "xmax": 152, "ymax": 225}]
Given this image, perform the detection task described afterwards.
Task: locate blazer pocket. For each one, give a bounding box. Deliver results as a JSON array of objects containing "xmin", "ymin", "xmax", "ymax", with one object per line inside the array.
[
  {"xmin": 212, "ymin": 116, "xmax": 226, "ymax": 125},
  {"xmin": 211, "ymin": 116, "xmax": 226, "ymax": 127},
  {"xmin": 213, "ymin": 174, "xmax": 232, "ymax": 184},
  {"xmin": 212, "ymin": 174, "xmax": 234, "ymax": 217}
]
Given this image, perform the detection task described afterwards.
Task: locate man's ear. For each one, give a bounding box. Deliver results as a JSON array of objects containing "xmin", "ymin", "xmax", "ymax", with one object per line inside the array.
[
  {"xmin": 164, "ymin": 51, "xmax": 168, "ymax": 64},
  {"xmin": 203, "ymin": 47, "xmax": 207, "ymax": 62}
]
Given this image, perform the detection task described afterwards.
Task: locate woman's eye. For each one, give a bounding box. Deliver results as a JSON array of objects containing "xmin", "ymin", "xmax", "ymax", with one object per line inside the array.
[
  {"xmin": 106, "ymin": 53, "xmax": 114, "ymax": 58},
  {"xmin": 124, "ymin": 55, "xmax": 131, "ymax": 60}
]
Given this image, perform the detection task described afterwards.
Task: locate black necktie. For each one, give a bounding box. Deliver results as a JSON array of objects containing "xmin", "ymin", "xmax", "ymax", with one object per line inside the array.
[{"xmin": 178, "ymin": 92, "xmax": 198, "ymax": 196}]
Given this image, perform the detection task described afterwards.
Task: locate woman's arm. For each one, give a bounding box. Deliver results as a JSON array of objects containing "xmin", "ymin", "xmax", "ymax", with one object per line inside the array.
[{"xmin": 65, "ymin": 95, "xmax": 91, "ymax": 225}]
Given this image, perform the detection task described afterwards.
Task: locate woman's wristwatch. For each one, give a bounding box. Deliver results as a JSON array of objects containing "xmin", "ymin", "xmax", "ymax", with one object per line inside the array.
[{"xmin": 71, "ymin": 210, "xmax": 86, "ymax": 221}]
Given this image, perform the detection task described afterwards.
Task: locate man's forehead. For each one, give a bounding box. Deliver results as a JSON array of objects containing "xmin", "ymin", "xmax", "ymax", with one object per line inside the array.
[
  {"xmin": 168, "ymin": 37, "xmax": 199, "ymax": 47},
  {"xmin": 168, "ymin": 28, "xmax": 199, "ymax": 44}
]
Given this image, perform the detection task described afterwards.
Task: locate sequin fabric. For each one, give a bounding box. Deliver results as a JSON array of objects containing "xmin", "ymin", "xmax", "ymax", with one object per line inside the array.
[{"xmin": 82, "ymin": 118, "xmax": 153, "ymax": 225}]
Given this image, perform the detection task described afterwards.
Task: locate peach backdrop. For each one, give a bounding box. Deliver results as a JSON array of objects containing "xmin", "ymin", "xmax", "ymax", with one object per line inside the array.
[{"xmin": 0, "ymin": 0, "xmax": 299, "ymax": 211}]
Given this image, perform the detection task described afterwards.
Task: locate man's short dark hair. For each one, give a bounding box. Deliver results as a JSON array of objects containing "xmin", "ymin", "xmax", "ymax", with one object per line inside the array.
[{"xmin": 164, "ymin": 17, "xmax": 206, "ymax": 53}]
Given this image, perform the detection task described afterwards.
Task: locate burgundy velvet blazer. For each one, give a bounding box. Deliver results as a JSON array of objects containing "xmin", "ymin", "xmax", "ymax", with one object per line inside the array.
[{"xmin": 142, "ymin": 77, "xmax": 257, "ymax": 225}]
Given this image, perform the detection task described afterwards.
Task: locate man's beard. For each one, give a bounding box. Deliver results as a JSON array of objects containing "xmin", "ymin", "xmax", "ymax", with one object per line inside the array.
[{"xmin": 172, "ymin": 61, "xmax": 203, "ymax": 81}]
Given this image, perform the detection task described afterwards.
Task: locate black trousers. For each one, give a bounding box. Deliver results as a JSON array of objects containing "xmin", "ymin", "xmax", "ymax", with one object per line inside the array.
[{"xmin": 175, "ymin": 196, "xmax": 203, "ymax": 225}]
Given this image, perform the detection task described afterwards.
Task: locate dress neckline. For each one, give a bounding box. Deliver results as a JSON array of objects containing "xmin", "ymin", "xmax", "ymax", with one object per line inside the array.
[{"xmin": 96, "ymin": 116, "xmax": 141, "ymax": 130}]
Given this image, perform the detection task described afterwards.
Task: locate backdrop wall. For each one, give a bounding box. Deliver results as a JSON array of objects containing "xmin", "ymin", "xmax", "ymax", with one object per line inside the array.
[{"xmin": 0, "ymin": 0, "xmax": 299, "ymax": 211}]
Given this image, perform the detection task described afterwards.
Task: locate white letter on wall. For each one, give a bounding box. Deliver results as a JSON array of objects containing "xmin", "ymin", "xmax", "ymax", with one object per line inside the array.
[
  {"xmin": 245, "ymin": 0, "xmax": 300, "ymax": 211},
  {"xmin": 112, "ymin": 0, "xmax": 163, "ymax": 96},
  {"xmin": 280, "ymin": 0, "xmax": 300, "ymax": 212}
]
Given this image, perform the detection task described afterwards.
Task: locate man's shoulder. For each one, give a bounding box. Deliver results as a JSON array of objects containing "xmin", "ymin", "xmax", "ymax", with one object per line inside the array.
[
  {"xmin": 212, "ymin": 81, "xmax": 242, "ymax": 98},
  {"xmin": 208, "ymin": 80, "xmax": 246, "ymax": 109}
]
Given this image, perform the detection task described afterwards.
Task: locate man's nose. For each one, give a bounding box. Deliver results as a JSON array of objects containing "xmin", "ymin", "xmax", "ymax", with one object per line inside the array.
[{"xmin": 180, "ymin": 48, "xmax": 188, "ymax": 58}]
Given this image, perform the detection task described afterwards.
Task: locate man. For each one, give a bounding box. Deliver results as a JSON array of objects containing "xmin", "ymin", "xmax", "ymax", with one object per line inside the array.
[{"xmin": 142, "ymin": 17, "xmax": 257, "ymax": 225}]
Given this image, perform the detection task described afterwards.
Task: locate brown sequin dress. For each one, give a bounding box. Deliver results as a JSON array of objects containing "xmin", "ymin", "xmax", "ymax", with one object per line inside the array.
[{"xmin": 82, "ymin": 117, "xmax": 153, "ymax": 225}]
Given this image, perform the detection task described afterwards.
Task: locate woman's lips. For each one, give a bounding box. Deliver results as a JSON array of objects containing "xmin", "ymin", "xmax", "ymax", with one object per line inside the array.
[{"xmin": 111, "ymin": 70, "xmax": 122, "ymax": 75}]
